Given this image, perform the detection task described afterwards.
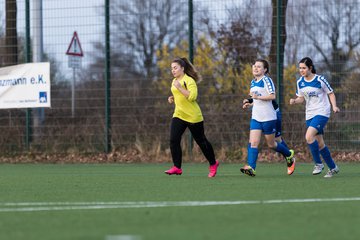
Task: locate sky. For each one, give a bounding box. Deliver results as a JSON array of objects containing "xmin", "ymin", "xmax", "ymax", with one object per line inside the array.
[
  {"xmin": 7, "ymin": 0, "xmax": 261, "ymax": 76},
  {"xmin": 0, "ymin": 0, "xmax": 266, "ymax": 77},
  {"xmin": 11, "ymin": 0, "xmax": 103, "ymax": 78},
  {"xmin": 3, "ymin": 0, "xmax": 352, "ymax": 77}
]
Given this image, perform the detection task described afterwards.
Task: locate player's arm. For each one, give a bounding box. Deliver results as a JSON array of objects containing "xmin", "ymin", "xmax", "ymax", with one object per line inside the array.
[
  {"xmin": 289, "ymin": 96, "xmax": 304, "ymax": 105},
  {"xmin": 328, "ymin": 92, "xmax": 340, "ymax": 113}
]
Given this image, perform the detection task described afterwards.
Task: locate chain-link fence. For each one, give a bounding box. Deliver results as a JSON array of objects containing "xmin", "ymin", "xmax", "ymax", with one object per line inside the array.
[{"xmin": 0, "ymin": 0, "xmax": 359, "ymax": 162}]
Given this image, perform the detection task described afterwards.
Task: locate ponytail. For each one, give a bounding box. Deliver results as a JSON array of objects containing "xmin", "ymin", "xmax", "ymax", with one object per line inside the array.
[{"xmin": 172, "ymin": 57, "xmax": 202, "ymax": 82}]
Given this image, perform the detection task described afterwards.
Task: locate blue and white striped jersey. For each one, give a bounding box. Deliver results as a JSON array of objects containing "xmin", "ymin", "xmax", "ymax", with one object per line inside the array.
[
  {"xmin": 296, "ymin": 75, "xmax": 333, "ymax": 120},
  {"xmin": 250, "ymin": 76, "xmax": 277, "ymax": 122}
]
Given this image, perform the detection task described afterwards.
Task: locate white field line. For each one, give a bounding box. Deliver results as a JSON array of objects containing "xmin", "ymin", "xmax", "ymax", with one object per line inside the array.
[
  {"xmin": 0, "ymin": 197, "xmax": 359, "ymax": 213},
  {"xmin": 105, "ymin": 235, "xmax": 141, "ymax": 240}
]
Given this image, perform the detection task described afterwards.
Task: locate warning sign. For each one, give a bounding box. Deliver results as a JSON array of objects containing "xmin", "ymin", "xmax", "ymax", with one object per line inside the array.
[{"xmin": 66, "ymin": 31, "xmax": 84, "ymax": 57}]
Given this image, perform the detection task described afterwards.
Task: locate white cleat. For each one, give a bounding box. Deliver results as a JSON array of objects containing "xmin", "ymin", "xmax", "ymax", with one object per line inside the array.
[
  {"xmin": 312, "ymin": 164, "xmax": 324, "ymax": 175},
  {"xmin": 324, "ymin": 166, "xmax": 339, "ymax": 178}
]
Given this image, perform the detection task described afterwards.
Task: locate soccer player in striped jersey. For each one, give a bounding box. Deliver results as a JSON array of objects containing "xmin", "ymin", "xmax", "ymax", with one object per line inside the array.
[
  {"xmin": 290, "ymin": 57, "xmax": 340, "ymax": 178},
  {"xmin": 241, "ymin": 59, "xmax": 295, "ymax": 177}
]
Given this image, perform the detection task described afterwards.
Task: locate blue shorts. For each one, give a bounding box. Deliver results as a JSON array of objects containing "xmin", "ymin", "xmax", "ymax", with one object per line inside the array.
[
  {"xmin": 250, "ymin": 119, "xmax": 277, "ymax": 135},
  {"xmin": 306, "ymin": 115, "xmax": 329, "ymax": 135},
  {"xmin": 275, "ymin": 110, "xmax": 282, "ymax": 138}
]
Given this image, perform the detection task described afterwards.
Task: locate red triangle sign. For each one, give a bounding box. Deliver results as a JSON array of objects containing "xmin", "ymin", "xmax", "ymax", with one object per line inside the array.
[{"xmin": 66, "ymin": 31, "xmax": 84, "ymax": 56}]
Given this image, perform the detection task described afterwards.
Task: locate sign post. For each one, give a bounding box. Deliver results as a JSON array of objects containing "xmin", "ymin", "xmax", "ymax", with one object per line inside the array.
[{"xmin": 66, "ymin": 31, "xmax": 83, "ymax": 117}]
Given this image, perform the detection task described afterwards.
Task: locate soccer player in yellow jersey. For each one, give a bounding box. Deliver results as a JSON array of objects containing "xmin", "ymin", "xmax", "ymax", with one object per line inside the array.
[{"xmin": 164, "ymin": 57, "xmax": 219, "ymax": 178}]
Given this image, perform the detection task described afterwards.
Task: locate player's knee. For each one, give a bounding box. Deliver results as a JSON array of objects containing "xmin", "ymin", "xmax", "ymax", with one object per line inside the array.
[
  {"xmin": 250, "ymin": 141, "xmax": 260, "ymax": 148},
  {"xmin": 170, "ymin": 138, "xmax": 181, "ymax": 147},
  {"xmin": 267, "ymin": 141, "xmax": 276, "ymax": 149},
  {"xmin": 305, "ymin": 134, "xmax": 315, "ymax": 143},
  {"xmin": 318, "ymin": 142, "xmax": 325, "ymax": 149}
]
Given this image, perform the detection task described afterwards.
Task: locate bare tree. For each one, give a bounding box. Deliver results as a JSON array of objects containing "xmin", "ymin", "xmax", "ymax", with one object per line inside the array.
[
  {"xmin": 300, "ymin": 0, "xmax": 360, "ymax": 89},
  {"xmin": 284, "ymin": 2, "xmax": 302, "ymax": 65},
  {"xmin": 217, "ymin": 7, "xmax": 267, "ymax": 73},
  {"xmin": 109, "ymin": 0, "xmax": 187, "ymax": 80},
  {"xmin": 202, "ymin": 1, "xmax": 268, "ymax": 94}
]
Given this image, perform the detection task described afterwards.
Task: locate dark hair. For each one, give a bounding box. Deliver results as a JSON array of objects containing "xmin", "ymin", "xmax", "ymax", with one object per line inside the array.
[
  {"xmin": 299, "ymin": 57, "xmax": 316, "ymax": 73},
  {"xmin": 172, "ymin": 57, "xmax": 202, "ymax": 82},
  {"xmin": 254, "ymin": 59, "xmax": 270, "ymax": 74}
]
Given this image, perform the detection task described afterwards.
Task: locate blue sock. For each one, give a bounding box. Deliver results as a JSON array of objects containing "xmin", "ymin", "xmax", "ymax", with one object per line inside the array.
[
  {"xmin": 320, "ymin": 146, "xmax": 336, "ymax": 169},
  {"xmin": 247, "ymin": 147, "xmax": 258, "ymax": 169},
  {"xmin": 275, "ymin": 142, "xmax": 291, "ymax": 157},
  {"xmin": 279, "ymin": 139, "xmax": 288, "ymax": 149},
  {"xmin": 308, "ymin": 140, "xmax": 322, "ymax": 165}
]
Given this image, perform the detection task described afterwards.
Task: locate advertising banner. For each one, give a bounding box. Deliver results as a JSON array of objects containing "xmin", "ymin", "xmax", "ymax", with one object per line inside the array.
[{"xmin": 0, "ymin": 62, "xmax": 51, "ymax": 109}]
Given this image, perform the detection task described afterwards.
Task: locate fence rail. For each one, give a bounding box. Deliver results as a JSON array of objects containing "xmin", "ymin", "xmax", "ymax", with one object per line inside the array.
[{"xmin": 0, "ymin": 0, "xmax": 359, "ymax": 161}]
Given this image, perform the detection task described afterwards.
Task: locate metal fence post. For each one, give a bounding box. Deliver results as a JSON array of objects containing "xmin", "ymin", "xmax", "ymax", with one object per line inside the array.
[
  {"xmin": 276, "ymin": 0, "xmax": 282, "ymax": 108},
  {"xmin": 105, "ymin": 0, "xmax": 111, "ymax": 153},
  {"xmin": 188, "ymin": 0, "xmax": 194, "ymax": 158},
  {"xmin": 25, "ymin": 0, "xmax": 32, "ymax": 151}
]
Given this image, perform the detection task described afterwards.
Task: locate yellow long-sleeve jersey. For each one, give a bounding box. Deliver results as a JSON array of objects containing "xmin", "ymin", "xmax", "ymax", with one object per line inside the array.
[{"xmin": 171, "ymin": 74, "xmax": 203, "ymax": 123}]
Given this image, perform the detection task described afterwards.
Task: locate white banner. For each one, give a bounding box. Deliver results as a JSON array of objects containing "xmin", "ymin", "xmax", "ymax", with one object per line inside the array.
[{"xmin": 0, "ymin": 62, "xmax": 51, "ymax": 109}]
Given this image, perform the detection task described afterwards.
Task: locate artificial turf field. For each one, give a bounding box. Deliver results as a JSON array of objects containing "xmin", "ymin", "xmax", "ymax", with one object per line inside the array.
[{"xmin": 0, "ymin": 163, "xmax": 359, "ymax": 240}]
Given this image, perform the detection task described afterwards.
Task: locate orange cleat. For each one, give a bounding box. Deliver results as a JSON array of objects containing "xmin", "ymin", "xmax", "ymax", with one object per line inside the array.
[
  {"xmin": 287, "ymin": 158, "xmax": 296, "ymax": 175},
  {"xmin": 286, "ymin": 149, "xmax": 296, "ymax": 175}
]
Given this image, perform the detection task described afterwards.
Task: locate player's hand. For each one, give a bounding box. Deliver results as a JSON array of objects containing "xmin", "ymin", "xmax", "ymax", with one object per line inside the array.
[
  {"xmin": 333, "ymin": 106, "xmax": 340, "ymax": 113},
  {"xmin": 242, "ymin": 103, "xmax": 251, "ymax": 109},
  {"xmin": 173, "ymin": 80, "xmax": 181, "ymax": 89},
  {"xmin": 289, "ymin": 98, "xmax": 296, "ymax": 105},
  {"xmin": 168, "ymin": 96, "xmax": 174, "ymax": 104},
  {"xmin": 243, "ymin": 99, "xmax": 249, "ymax": 104}
]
